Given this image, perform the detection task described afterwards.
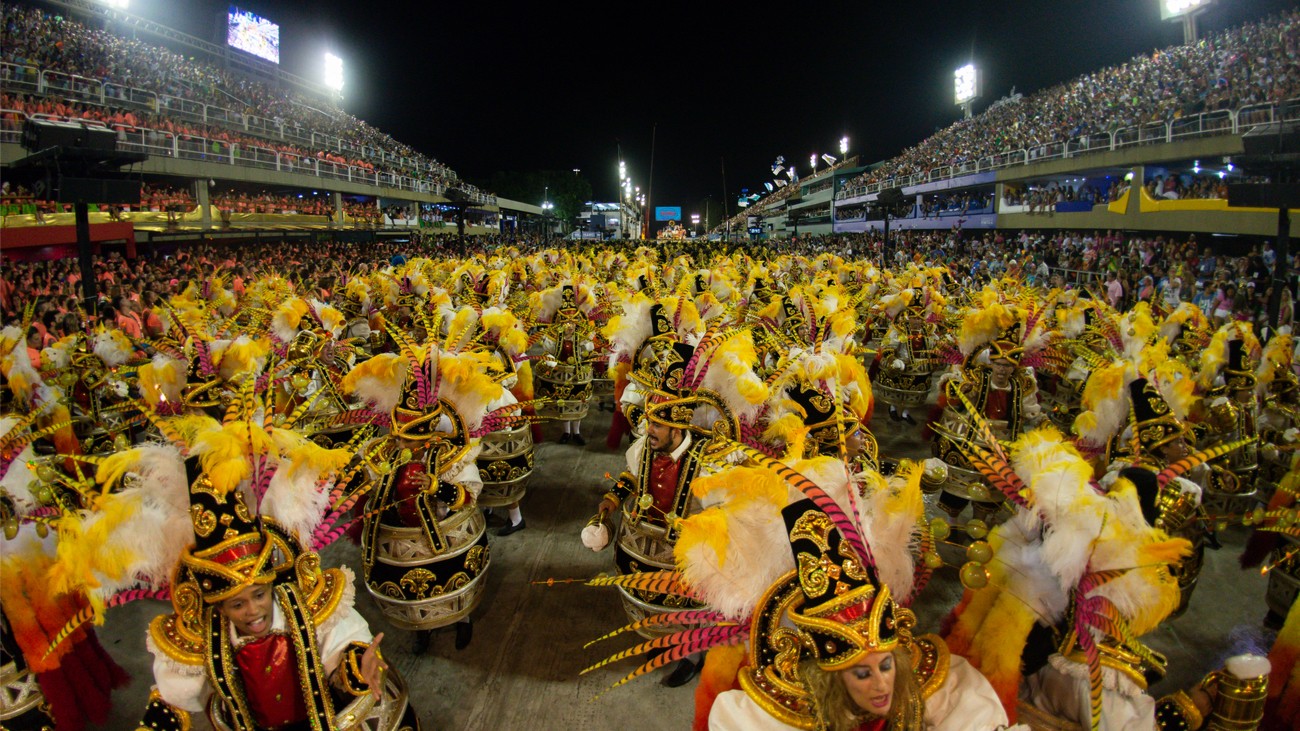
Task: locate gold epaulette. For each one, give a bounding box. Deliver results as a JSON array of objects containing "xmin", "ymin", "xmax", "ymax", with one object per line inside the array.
[
  {"xmin": 911, "ymin": 634, "xmax": 951, "ymax": 701},
  {"xmin": 148, "ymin": 612, "xmax": 205, "ymax": 666},
  {"xmin": 305, "ymin": 566, "xmax": 348, "ymax": 626}
]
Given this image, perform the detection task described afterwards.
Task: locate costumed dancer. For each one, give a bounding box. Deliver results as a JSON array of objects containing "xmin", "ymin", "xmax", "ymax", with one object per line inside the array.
[
  {"xmin": 581, "ymin": 329, "xmax": 769, "ymax": 687},
  {"xmin": 533, "ymin": 282, "xmax": 596, "ymax": 445},
  {"xmin": 582, "ymin": 442, "xmax": 1013, "ymax": 730},
  {"xmin": 0, "ymin": 336, "xmax": 129, "ymax": 730},
  {"xmin": 931, "ymin": 299, "xmax": 1046, "ymax": 529},
  {"xmin": 474, "ymin": 303, "xmax": 538, "ymax": 536},
  {"xmin": 341, "ymin": 314, "xmax": 518, "ymax": 653},
  {"xmin": 37, "ymin": 376, "xmax": 417, "ymax": 730},
  {"xmin": 939, "ymin": 409, "xmax": 1255, "ymax": 730}
]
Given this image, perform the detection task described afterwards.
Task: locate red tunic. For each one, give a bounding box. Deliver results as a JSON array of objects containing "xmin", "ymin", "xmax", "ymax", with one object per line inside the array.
[
  {"xmin": 984, "ymin": 388, "xmax": 1010, "ymax": 421},
  {"xmin": 392, "ymin": 462, "xmax": 428, "ymax": 527},
  {"xmin": 648, "ymin": 453, "xmax": 681, "ymax": 517},
  {"xmin": 234, "ymin": 634, "xmax": 309, "ymax": 729}
]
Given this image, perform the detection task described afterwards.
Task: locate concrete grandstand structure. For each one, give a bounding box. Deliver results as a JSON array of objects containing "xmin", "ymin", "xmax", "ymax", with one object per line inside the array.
[
  {"xmin": 727, "ymin": 8, "xmax": 1300, "ymax": 241},
  {"xmin": 0, "ymin": 0, "xmax": 545, "ymax": 257}
]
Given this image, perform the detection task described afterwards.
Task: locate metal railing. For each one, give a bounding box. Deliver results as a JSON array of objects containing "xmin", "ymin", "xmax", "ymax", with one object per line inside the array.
[
  {"xmin": 834, "ymin": 98, "xmax": 1300, "ymax": 203},
  {"xmin": 0, "ymin": 62, "xmax": 472, "ymax": 193},
  {"xmin": 0, "ymin": 106, "xmax": 461, "ymax": 197}
]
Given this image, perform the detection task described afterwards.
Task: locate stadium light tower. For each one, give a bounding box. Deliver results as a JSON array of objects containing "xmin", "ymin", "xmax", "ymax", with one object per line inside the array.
[
  {"xmin": 840, "ymin": 136, "xmax": 849, "ymax": 157},
  {"xmin": 323, "ymin": 53, "xmax": 344, "ymax": 94},
  {"xmin": 810, "ymin": 153, "xmax": 818, "ymax": 174},
  {"xmin": 1161, "ymin": 0, "xmax": 1216, "ymax": 44},
  {"xmin": 954, "ymin": 63, "xmax": 981, "ymax": 120}
]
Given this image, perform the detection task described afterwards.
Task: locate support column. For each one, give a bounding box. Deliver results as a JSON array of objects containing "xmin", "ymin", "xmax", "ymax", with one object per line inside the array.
[
  {"xmin": 1126, "ymin": 166, "xmax": 1144, "ymax": 218},
  {"xmin": 994, "ymin": 182, "xmax": 1005, "ymax": 214},
  {"xmin": 196, "ymin": 178, "xmax": 211, "ymax": 230},
  {"xmin": 333, "ymin": 192, "xmax": 344, "ymax": 226}
]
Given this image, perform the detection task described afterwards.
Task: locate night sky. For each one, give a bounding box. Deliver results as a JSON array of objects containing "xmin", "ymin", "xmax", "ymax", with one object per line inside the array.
[{"xmin": 122, "ymin": 0, "xmax": 1296, "ymax": 212}]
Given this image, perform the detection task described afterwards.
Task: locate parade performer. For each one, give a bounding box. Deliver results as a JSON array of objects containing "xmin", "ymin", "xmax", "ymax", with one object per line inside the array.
[
  {"xmin": 581, "ymin": 329, "xmax": 769, "ymax": 687},
  {"xmin": 342, "ymin": 314, "xmax": 519, "ymax": 653},
  {"xmin": 33, "ymin": 376, "xmax": 417, "ymax": 731},
  {"xmin": 932, "ymin": 300, "xmax": 1045, "ymax": 528},
  {"xmin": 533, "ymin": 282, "xmax": 597, "ymax": 445}
]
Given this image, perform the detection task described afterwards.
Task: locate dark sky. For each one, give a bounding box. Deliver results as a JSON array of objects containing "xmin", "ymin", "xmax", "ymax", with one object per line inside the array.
[{"xmin": 123, "ymin": 0, "xmax": 1295, "ymax": 211}]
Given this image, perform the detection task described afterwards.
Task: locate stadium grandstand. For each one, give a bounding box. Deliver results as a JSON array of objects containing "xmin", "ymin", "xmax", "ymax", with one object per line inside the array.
[
  {"xmin": 721, "ymin": 6, "xmax": 1299, "ymax": 241},
  {"xmin": 0, "ymin": 0, "xmax": 552, "ymax": 258}
]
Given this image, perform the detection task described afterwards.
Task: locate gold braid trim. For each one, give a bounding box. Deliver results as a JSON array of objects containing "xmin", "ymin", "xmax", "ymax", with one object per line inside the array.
[
  {"xmin": 137, "ymin": 688, "xmax": 193, "ymax": 731},
  {"xmin": 336, "ymin": 642, "xmax": 373, "ymax": 697},
  {"xmin": 1156, "ymin": 689, "xmax": 1204, "ymax": 730}
]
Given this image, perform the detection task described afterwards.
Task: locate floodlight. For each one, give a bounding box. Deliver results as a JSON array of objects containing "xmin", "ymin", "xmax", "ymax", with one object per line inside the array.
[
  {"xmin": 95, "ymin": 0, "xmax": 128, "ymax": 7},
  {"xmin": 954, "ymin": 64, "xmax": 980, "ymax": 106},
  {"xmin": 810, "ymin": 153, "xmax": 818, "ymax": 170},
  {"xmin": 324, "ymin": 53, "xmax": 344, "ymax": 92},
  {"xmin": 1160, "ymin": 0, "xmax": 1213, "ymax": 20},
  {"xmin": 839, "ymin": 136, "xmax": 848, "ymax": 156}
]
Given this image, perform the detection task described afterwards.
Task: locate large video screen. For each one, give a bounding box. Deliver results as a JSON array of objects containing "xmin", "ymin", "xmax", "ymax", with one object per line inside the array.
[
  {"xmin": 227, "ymin": 6, "xmax": 280, "ymax": 64},
  {"xmin": 654, "ymin": 206, "xmax": 681, "ymax": 222}
]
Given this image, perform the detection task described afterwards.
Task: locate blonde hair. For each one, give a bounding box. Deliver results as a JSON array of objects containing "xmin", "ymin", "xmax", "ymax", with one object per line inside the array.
[{"xmin": 800, "ymin": 647, "xmax": 922, "ymax": 731}]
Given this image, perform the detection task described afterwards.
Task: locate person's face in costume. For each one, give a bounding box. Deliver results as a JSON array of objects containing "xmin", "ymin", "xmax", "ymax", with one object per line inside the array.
[
  {"xmin": 990, "ymin": 357, "xmax": 1015, "ymax": 387},
  {"xmin": 845, "ymin": 426, "xmax": 867, "ymax": 461},
  {"xmin": 840, "ymin": 650, "xmax": 896, "ymax": 717},
  {"xmin": 1159, "ymin": 436, "xmax": 1190, "ymax": 463},
  {"xmin": 218, "ymin": 584, "xmax": 275, "ymax": 639},
  {"xmin": 646, "ymin": 420, "xmax": 683, "ymax": 455}
]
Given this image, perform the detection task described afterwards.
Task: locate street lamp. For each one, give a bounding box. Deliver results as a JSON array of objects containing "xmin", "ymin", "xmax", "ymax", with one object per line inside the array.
[
  {"xmin": 542, "ymin": 185, "xmax": 553, "ymax": 242},
  {"xmin": 690, "ymin": 213, "xmax": 701, "ymax": 236}
]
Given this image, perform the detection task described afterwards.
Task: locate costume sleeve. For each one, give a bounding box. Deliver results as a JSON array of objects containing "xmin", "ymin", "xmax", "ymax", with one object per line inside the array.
[
  {"xmin": 146, "ymin": 639, "xmax": 211, "ymax": 714},
  {"xmin": 922, "ymin": 655, "xmax": 1011, "ymax": 731},
  {"xmin": 626, "ymin": 434, "xmax": 648, "ymax": 478},
  {"xmin": 708, "ymin": 689, "xmax": 801, "ymax": 730},
  {"xmin": 316, "ymin": 604, "xmax": 373, "ymax": 678}
]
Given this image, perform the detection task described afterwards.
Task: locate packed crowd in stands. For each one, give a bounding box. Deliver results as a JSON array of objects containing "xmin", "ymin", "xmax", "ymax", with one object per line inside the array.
[
  {"xmin": 0, "ymin": 179, "xmax": 379, "ymax": 223},
  {"xmin": 1144, "ymin": 172, "xmax": 1230, "ymax": 200},
  {"xmin": 1, "ymin": 90, "xmax": 384, "ymax": 172},
  {"xmin": 825, "ymin": 9, "xmax": 1300, "ymax": 199},
  {"xmin": 0, "ymin": 4, "xmax": 493, "ymax": 201},
  {"xmin": 919, "ymin": 190, "xmax": 994, "ymax": 218},
  {"xmin": 1000, "ymin": 180, "xmax": 1128, "ymax": 213}
]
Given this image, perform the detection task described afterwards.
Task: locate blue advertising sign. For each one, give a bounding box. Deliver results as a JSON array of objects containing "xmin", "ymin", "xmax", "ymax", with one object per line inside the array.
[{"xmin": 654, "ymin": 206, "xmax": 682, "ymax": 221}]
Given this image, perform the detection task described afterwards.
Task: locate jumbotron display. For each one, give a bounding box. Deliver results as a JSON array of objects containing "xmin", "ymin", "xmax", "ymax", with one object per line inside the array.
[{"xmin": 227, "ymin": 6, "xmax": 280, "ymax": 64}]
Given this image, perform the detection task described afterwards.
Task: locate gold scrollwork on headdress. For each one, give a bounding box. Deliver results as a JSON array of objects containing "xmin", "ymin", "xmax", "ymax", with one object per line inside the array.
[
  {"xmin": 797, "ymin": 552, "xmax": 835, "ymax": 599},
  {"xmin": 789, "ymin": 510, "xmax": 834, "ymax": 552},
  {"xmin": 838, "ymin": 543, "xmax": 869, "ymax": 582},
  {"xmin": 190, "ymin": 504, "xmax": 217, "ymax": 538}
]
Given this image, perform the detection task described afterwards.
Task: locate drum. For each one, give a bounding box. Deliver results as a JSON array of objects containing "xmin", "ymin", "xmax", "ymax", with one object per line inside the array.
[
  {"xmin": 475, "ymin": 423, "xmax": 534, "ymax": 509},
  {"xmin": 873, "ymin": 361, "xmax": 933, "ymax": 410},
  {"xmin": 613, "ymin": 505, "xmax": 701, "ymax": 639},
  {"xmin": 363, "ymin": 507, "xmax": 490, "ymax": 630},
  {"xmin": 535, "ymin": 361, "xmax": 593, "ymax": 421}
]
